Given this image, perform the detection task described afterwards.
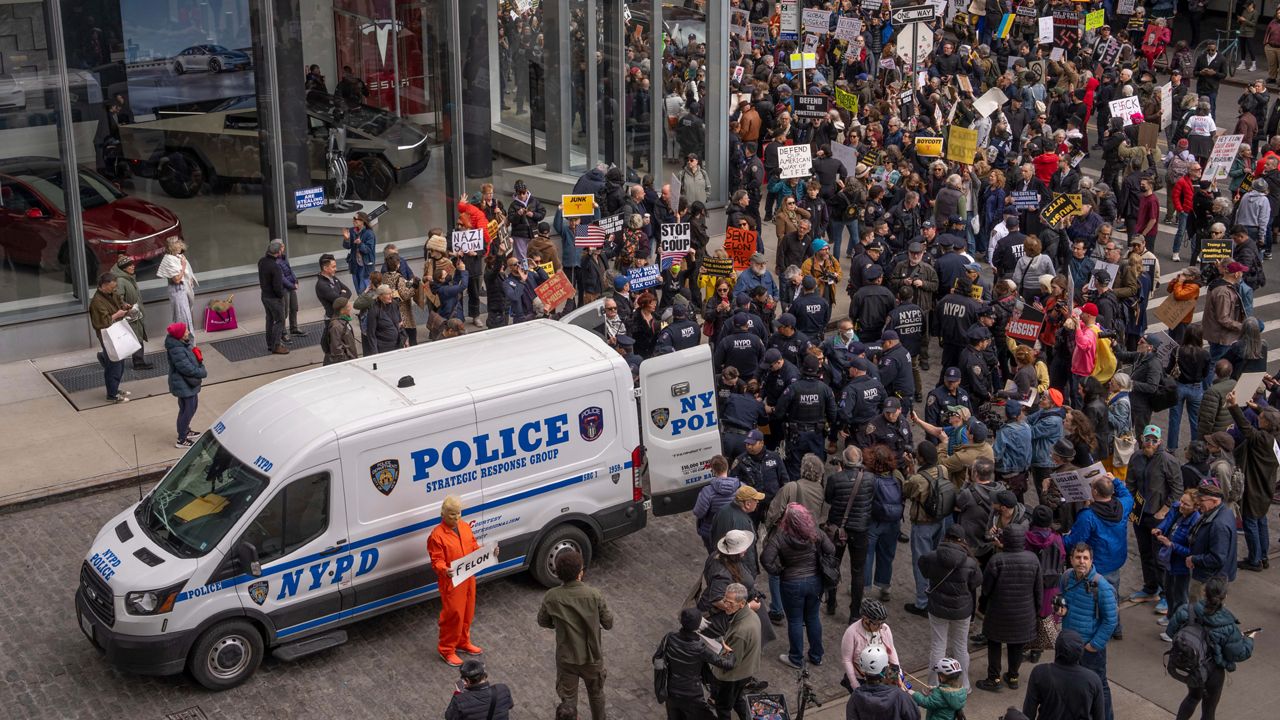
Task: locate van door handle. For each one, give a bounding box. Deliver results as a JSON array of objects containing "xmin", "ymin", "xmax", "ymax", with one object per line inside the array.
[{"xmin": 321, "ymin": 539, "xmax": 348, "ymax": 556}]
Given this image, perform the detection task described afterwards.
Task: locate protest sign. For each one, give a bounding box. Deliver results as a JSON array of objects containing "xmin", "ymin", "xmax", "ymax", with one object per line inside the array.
[
  {"xmin": 1204, "ymin": 134, "xmax": 1244, "ymax": 180},
  {"xmin": 669, "ymin": 172, "xmax": 682, "ymax": 209},
  {"xmin": 1159, "ymin": 82, "xmax": 1173, "ymax": 130},
  {"xmin": 831, "ymin": 142, "xmax": 859, "ymax": 175},
  {"xmin": 1109, "ymin": 95, "xmax": 1143, "ymax": 126},
  {"xmin": 915, "ymin": 137, "xmax": 943, "ymax": 157},
  {"xmin": 451, "ymin": 228, "xmax": 485, "ymax": 253},
  {"xmin": 1007, "ymin": 305, "xmax": 1044, "ymax": 345},
  {"xmin": 1037, "ymin": 16, "xmax": 1053, "ymax": 44},
  {"xmin": 1236, "ymin": 372, "xmax": 1269, "ymax": 404},
  {"xmin": 1097, "ymin": 37, "xmax": 1121, "ymax": 66},
  {"xmin": 804, "ymin": 33, "xmax": 820, "ymax": 53},
  {"xmin": 659, "ymin": 222, "xmax": 692, "ymax": 256},
  {"xmin": 294, "ymin": 186, "xmax": 324, "ymax": 211},
  {"xmin": 974, "ymin": 87, "xmax": 1008, "ymax": 118},
  {"xmin": 1041, "ymin": 193, "xmax": 1082, "ymax": 225},
  {"xmin": 946, "ymin": 125, "xmax": 978, "ymax": 164},
  {"xmin": 1049, "ymin": 47, "xmax": 1064, "ymax": 62},
  {"xmin": 1052, "ymin": 9, "xmax": 1080, "ymax": 49},
  {"xmin": 789, "ymin": 52, "xmax": 817, "ymax": 70},
  {"xmin": 1199, "ymin": 239, "xmax": 1233, "ymax": 261},
  {"xmin": 778, "ymin": 144, "xmax": 814, "ymax": 178},
  {"xmin": 1051, "ymin": 462, "xmax": 1108, "ymax": 504},
  {"xmin": 835, "ymin": 86, "xmax": 859, "ymax": 113},
  {"xmin": 1085, "ymin": 9, "xmax": 1104, "ymax": 31},
  {"xmin": 802, "ymin": 8, "xmax": 831, "ymax": 32},
  {"xmin": 1011, "ymin": 191, "xmax": 1041, "ymax": 210},
  {"xmin": 627, "ymin": 265, "xmax": 661, "ymax": 290},
  {"xmin": 724, "ymin": 227, "xmax": 758, "ymax": 271},
  {"xmin": 957, "ymin": 74, "xmax": 973, "ymax": 96},
  {"xmin": 535, "ymin": 271, "xmax": 576, "ymax": 309},
  {"xmin": 450, "ymin": 544, "xmax": 499, "ymax": 584},
  {"xmin": 598, "ymin": 213, "xmax": 625, "ymax": 236},
  {"xmin": 1118, "ymin": 0, "xmax": 1136, "ymax": 13},
  {"xmin": 1138, "ymin": 122, "xmax": 1160, "ymax": 150},
  {"xmin": 862, "ymin": 0, "xmax": 884, "ymax": 11},
  {"xmin": 562, "ymin": 194, "xmax": 595, "ymax": 217},
  {"xmin": 794, "ymin": 94, "xmax": 830, "ymax": 119},
  {"xmin": 731, "ymin": 9, "xmax": 750, "ymax": 35},
  {"xmin": 1152, "ymin": 294, "xmax": 1198, "ymax": 330},
  {"xmin": 835, "ymin": 17, "xmax": 863, "ymax": 42},
  {"xmin": 702, "ymin": 256, "xmax": 734, "ymax": 278},
  {"xmin": 751, "ymin": 23, "xmax": 769, "ymax": 45},
  {"xmin": 732, "ymin": 65, "xmax": 745, "ymax": 84}
]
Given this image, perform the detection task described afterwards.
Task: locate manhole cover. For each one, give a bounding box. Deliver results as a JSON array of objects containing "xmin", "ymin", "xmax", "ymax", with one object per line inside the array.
[
  {"xmin": 44, "ymin": 350, "xmax": 171, "ymax": 394},
  {"xmin": 164, "ymin": 708, "xmax": 207, "ymax": 720}
]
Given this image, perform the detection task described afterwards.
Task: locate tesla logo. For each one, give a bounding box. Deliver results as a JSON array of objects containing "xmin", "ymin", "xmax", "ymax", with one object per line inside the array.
[{"xmin": 359, "ymin": 20, "xmax": 404, "ymax": 66}]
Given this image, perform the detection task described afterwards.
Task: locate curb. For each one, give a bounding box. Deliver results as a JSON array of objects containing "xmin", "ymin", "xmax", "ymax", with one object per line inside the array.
[{"xmin": 0, "ymin": 463, "xmax": 171, "ymax": 515}]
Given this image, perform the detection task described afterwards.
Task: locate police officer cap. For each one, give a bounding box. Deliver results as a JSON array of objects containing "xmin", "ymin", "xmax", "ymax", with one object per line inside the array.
[
  {"xmin": 460, "ymin": 659, "xmax": 487, "ymax": 680},
  {"xmin": 763, "ymin": 348, "xmax": 783, "ymax": 363},
  {"xmin": 976, "ymin": 304, "xmax": 995, "ymax": 317},
  {"xmin": 920, "ymin": 220, "xmax": 936, "ymax": 229},
  {"xmin": 777, "ymin": 313, "xmax": 797, "ymax": 327},
  {"xmin": 802, "ymin": 275, "xmax": 818, "ymax": 290},
  {"xmin": 734, "ymin": 293, "xmax": 752, "ymax": 307},
  {"xmin": 944, "ymin": 366, "xmax": 961, "ymax": 381},
  {"xmin": 733, "ymin": 312, "xmax": 750, "ymax": 327},
  {"xmin": 883, "ymin": 397, "xmax": 902, "ymax": 411},
  {"xmin": 866, "ymin": 241, "xmax": 884, "ymax": 252},
  {"xmin": 848, "ymin": 342, "xmax": 868, "ymax": 356},
  {"xmin": 948, "ymin": 214, "xmax": 964, "ymax": 225},
  {"xmin": 851, "ymin": 357, "xmax": 876, "ymax": 373},
  {"xmin": 1093, "ymin": 268, "xmax": 1112, "ymax": 285},
  {"xmin": 966, "ymin": 325, "xmax": 991, "ymax": 341},
  {"xmin": 908, "ymin": 241, "xmax": 924, "ymax": 252},
  {"xmin": 864, "ymin": 264, "xmax": 884, "ymax": 280},
  {"xmin": 615, "ymin": 334, "xmax": 636, "ymax": 347},
  {"xmin": 746, "ymin": 429, "xmax": 765, "ymax": 444},
  {"xmin": 802, "ymin": 354, "xmax": 822, "ymax": 373},
  {"xmin": 1005, "ymin": 215, "xmax": 1020, "ymax": 229},
  {"xmin": 672, "ymin": 303, "xmax": 689, "ymax": 319},
  {"xmin": 881, "ymin": 329, "xmax": 899, "ymax": 341},
  {"xmin": 613, "ymin": 275, "xmax": 629, "ymax": 290}
]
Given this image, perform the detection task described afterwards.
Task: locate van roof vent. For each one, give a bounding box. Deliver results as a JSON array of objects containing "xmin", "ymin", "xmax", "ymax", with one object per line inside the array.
[{"xmin": 397, "ymin": 375, "xmax": 415, "ymax": 388}]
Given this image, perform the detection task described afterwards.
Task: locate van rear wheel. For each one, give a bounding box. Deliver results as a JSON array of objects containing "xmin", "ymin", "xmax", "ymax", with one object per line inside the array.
[
  {"xmin": 531, "ymin": 525, "xmax": 592, "ymax": 588},
  {"xmin": 188, "ymin": 619, "xmax": 263, "ymax": 690}
]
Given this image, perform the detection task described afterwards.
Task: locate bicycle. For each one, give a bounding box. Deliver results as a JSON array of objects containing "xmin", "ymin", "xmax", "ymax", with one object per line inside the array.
[{"xmin": 1195, "ymin": 30, "xmax": 1241, "ymax": 78}]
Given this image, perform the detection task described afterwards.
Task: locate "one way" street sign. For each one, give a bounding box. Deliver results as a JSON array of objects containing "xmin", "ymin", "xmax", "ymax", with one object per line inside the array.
[{"xmin": 891, "ymin": 4, "xmax": 936, "ymax": 24}]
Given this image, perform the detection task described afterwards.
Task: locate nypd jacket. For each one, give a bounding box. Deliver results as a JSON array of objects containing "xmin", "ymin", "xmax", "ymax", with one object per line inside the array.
[
  {"xmin": 731, "ymin": 449, "xmax": 789, "ymax": 509},
  {"xmin": 878, "ymin": 344, "xmax": 914, "ymax": 400},
  {"xmin": 655, "ymin": 320, "xmax": 700, "ymax": 355},
  {"xmin": 839, "ymin": 375, "xmax": 887, "ymax": 428},
  {"xmin": 788, "ymin": 292, "xmax": 831, "ymax": 337},
  {"xmin": 1058, "ymin": 567, "xmax": 1118, "ymax": 651}
]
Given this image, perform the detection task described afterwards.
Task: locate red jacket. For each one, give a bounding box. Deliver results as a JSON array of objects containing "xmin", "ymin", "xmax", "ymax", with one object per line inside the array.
[
  {"xmin": 1172, "ymin": 175, "xmax": 1195, "ymax": 213},
  {"xmin": 1033, "ymin": 152, "xmax": 1059, "ymax": 184}
]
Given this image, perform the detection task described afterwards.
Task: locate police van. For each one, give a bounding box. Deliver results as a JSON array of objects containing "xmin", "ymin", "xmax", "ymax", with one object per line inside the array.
[{"xmin": 76, "ymin": 320, "xmax": 719, "ymax": 689}]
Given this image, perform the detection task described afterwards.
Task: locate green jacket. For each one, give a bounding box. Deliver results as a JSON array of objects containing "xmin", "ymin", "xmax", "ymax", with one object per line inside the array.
[
  {"xmin": 911, "ymin": 685, "xmax": 967, "ymax": 720},
  {"xmin": 537, "ymin": 580, "xmax": 613, "ymax": 665},
  {"xmin": 711, "ymin": 606, "xmax": 761, "ymax": 682},
  {"xmin": 110, "ymin": 265, "xmax": 146, "ymax": 341}
]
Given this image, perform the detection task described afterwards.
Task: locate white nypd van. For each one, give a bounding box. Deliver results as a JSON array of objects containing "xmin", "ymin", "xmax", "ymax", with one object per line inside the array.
[{"xmin": 76, "ymin": 320, "xmax": 719, "ymax": 689}]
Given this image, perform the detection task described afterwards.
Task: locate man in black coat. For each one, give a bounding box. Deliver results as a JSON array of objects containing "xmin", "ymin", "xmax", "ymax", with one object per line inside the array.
[
  {"xmin": 823, "ymin": 445, "xmax": 877, "ymax": 622},
  {"xmin": 1021, "ymin": 630, "xmax": 1105, "ymax": 720},
  {"xmin": 314, "ymin": 253, "xmax": 352, "ymax": 319},
  {"xmin": 444, "ymin": 660, "xmax": 515, "ymax": 720},
  {"xmin": 656, "ymin": 608, "xmax": 737, "ymax": 717},
  {"xmin": 258, "ymin": 239, "xmax": 288, "ymax": 354}
]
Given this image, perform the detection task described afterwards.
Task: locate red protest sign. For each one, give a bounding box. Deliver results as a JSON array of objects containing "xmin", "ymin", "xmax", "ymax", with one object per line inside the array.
[
  {"xmin": 724, "ymin": 227, "xmax": 758, "ymax": 271},
  {"xmin": 1006, "ymin": 305, "xmax": 1044, "ymax": 345},
  {"xmin": 535, "ymin": 270, "xmax": 576, "ymax": 309}
]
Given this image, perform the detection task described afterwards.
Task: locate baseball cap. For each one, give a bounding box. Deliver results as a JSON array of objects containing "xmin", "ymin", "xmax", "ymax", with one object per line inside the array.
[
  {"xmin": 802, "ymin": 275, "xmax": 818, "ymax": 290},
  {"xmin": 1143, "ymin": 425, "xmax": 1162, "ymax": 440},
  {"xmin": 613, "ymin": 275, "xmax": 629, "ymax": 290},
  {"xmin": 1080, "ymin": 302, "xmax": 1099, "ymax": 317},
  {"xmin": 777, "ymin": 313, "xmax": 796, "ymax": 328},
  {"xmin": 1225, "ymin": 261, "xmax": 1249, "ymax": 273},
  {"xmin": 884, "ymin": 397, "xmax": 902, "ymax": 410},
  {"xmin": 746, "ymin": 429, "xmax": 765, "ymax": 444},
  {"xmin": 733, "ymin": 312, "xmax": 749, "ymax": 327},
  {"xmin": 865, "ymin": 264, "xmax": 884, "ymax": 280},
  {"xmin": 1093, "ymin": 269, "xmax": 1111, "ymax": 285},
  {"xmin": 852, "ymin": 357, "xmax": 877, "ymax": 373},
  {"xmin": 920, "ymin": 220, "xmax": 936, "ymax": 229},
  {"xmin": 1047, "ymin": 388, "xmax": 1064, "ymax": 407},
  {"xmin": 672, "ymin": 304, "xmax": 689, "ymax": 319},
  {"xmin": 763, "ymin": 348, "xmax": 783, "ymax": 363},
  {"xmin": 735, "ymin": 485, "xmax": 765, "ymax": 502},
  {"xmin": 848, "ymin": 342, "xmax": 868, "ymax": 356},
  {"xmin": 948, "ymin": 214, "xmax": 964, "ymax": 225},
  {"xmin": 881, "ymin": 329, "xmax": 899, "ymax": 341},
  {"xmin": 1005, "ymin": 402, "xmax": 1023, "ymax": 419},
  {"xmin": 970, "ymin": 421, "xmax": 989, "ymax": 443},
  {"xmin": 944, "ymin": 367, "xmax": 961, "ymax": 381}
]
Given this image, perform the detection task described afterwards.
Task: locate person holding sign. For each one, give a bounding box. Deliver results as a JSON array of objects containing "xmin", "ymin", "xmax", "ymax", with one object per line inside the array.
[{"xmin": 428, "ymin": 495, "xmax": 491, "ymax": 667}]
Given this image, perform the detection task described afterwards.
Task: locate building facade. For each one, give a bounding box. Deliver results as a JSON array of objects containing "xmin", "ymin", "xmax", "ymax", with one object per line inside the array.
[{"xmin": 0, "ymin": 0, "xmax": 726, "ymax": 361}]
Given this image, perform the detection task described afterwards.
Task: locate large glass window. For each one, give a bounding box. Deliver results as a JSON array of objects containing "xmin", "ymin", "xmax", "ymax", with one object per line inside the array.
[
  {"xmin": 661, "ymin": 2, "xmax": 708, "ymax": 202},
  {"xmin": 239, "ymin": 473, "xmax": 330, "ymax": 564},
  {"xmin": 0, "ymin": 0, "xmax": 79, "ymax": 314}
]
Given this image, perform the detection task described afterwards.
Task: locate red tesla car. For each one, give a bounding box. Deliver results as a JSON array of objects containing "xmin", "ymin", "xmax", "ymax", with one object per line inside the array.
[{"xmin": 0, "ymin": 157, "xmax": 179, "ymax": 273}]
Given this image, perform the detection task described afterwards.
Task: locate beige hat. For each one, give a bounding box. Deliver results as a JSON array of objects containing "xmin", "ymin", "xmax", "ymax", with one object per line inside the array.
[
  {"xmin": 716, "ymin": 529, "xmax": 756, "ymax": 556},
  {"xmin": 426, "ymin": 233, "xmax": 448, "ymax": 254},
  {"xmin": 735, "ymin": 485, "xmax": 765, "ymax": 503}
]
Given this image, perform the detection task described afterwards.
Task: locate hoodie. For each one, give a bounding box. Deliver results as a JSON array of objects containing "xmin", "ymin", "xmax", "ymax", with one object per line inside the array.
[
  {"xmin": 1021, "ymin": 630, "xmax": 1106, "ymax": 720},
  {"xmin": 1062, "ymin": 477, "xmax": 1133, "ymax": 575},
  {"xmin": 692, "ymin": 476, "xmax": 740, "ymax": 540},
  {"xmin": 845, "ymin": 682, "xmax": 918, "ymax": 720}
]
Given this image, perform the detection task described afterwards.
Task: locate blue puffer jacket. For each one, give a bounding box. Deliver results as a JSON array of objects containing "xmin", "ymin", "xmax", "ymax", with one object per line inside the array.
[
  {"xmin": 1155, "ymin": 503, "xmax": 1201, "ymax": 577},
  {"xmin": 1058, "ymin": 566, "xmax": 1118, "ymax": 652},
  {"xmin": 994, "ymin": 418, "xmax": 1033, "ymax": 473},
  {"xmin": 693, "ymin": 476, "xmax": 741, "ymax": 540},
  {"xmin": 1026, "ymin": 406, "xmax": 1066, "ymax": 468},
  {"xmin": 166, "ymin": 334, "xmax": 207, "ymax": 398},
  {"xmin": 1062, "ymin": 477, "xmax": 1133, "ymax": 575}
]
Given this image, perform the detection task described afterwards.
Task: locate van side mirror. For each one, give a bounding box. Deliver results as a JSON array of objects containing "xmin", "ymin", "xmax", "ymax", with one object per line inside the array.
[{"xmin": 237, "ymin": 542, "xmax": 262, "ymax": 577}]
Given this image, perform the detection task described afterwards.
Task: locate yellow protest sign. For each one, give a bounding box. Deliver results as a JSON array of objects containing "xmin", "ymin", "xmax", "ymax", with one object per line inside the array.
[
  {"xmin": 1067, "ymin": 193, "xmax": 1084, "ymax": 214},
  {"xmin": 1085, "ymin": 9, "xmax": 1104, "ymax": 31},
  {"xmin": 562, "ymin": 194, "xmax": 595, "ymax": 217},
  {"xmin": 915, "ymin": 137, "xmax": 943, "ymax": 157},
  {"xmin": 946, "ymin": 125, "xmax": 978, "ymax": 164},
  {"xmin": 835, "ymin": 87, "xmax": 859, "ymax": 114},
  {"xmin": 539, "ymin": 261, "xmax": 556, "ymax": 277}
]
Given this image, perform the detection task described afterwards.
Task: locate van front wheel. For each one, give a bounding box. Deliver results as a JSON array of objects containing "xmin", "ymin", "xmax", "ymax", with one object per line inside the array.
[
  {"xmin": 531, "ymin": 525, "xmax": 592, "ymax": 588},
  {"xmin": 188, "ymin": 619, "xmax": 263, "ymax": 690}
]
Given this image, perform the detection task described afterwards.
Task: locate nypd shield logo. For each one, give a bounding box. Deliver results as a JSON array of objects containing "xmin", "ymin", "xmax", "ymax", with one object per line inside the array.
[
  {"xmin": 579, "ymin": 406, "xmax": 604, "ymax": 441},
  {"xmin": 370, "ymin": 459, "xmax": 400, "ymax": 496},
  {"xmin": 248, "ymin": 580, "xmax": 269, "ymax": 606},
  {"xmin": 651, "ymin": 407, "xmax": 670, "ymax": 429}
]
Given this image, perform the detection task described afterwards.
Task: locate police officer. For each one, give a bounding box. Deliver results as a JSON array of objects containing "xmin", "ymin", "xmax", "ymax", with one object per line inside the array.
[
  {"xmin": 935, "ymin": 278, "xmax": 981, "ymax": 376},
  {"xmin": 925, "ymin": 367, "xmax": 973, "ymax": 430},
  {"xmin": 884, "ymin": 286, "xmax": 926, "ymax": 399},
  {"xmin": 838, "ymin": 357, "xmax": 887, "ymax": 436},
  {"xmin": 959, "ymin": 325, "xmax": 995, "ymax": 405},
  {"xmin": 775, "ymin": 354, "xmax": 837, "ymax": 478},
  {"xmin": 655, "ymin": 303, "xmax": 700, "ymax": 355},
  {"xmin": 720, "ymin": 381, "xmax": 768, "ymax": 462},
  {"xmin": 976, "ymin": 304, "xmax": 1007, "ymax": 385},
  {"xmin": 845, "ymin": 341, "xmax": 880, "ymax": 380},
  {"xmin": 713, "ymin": 313, "xmax": 766, "ymax": 379},
  {"xmin": 615, "ymin": 334, "xmax": 642, "ymax": 375},
  {"xmin": 760, "ymin": 348, "xmax": 799, "ymax": 450},
  {"xmin": 849, "ymin": 241, "xmax": 885, "ymax": 292},
  {"xmin": 767, "ymin": 313, "xmax": 812, "ymax": 367},
  {"xmin": 877, "ymin": 330, "xmax": 915, "ymax": 410},
  {"xmin": 735, "ymin": 294, "xmax": 769, "ymax": 343},
  {"xmin": 730, "ymin": 429, "xmax": 789, "ymax": 528},
  {"xmin": 935, "ymin": 235, "xmax": 970, "ymax": 298},
  {"xmin": 789, "ymin": 276, "xmax": 831, "ymax": 339},
  {"xmin": 850, "ymin": 264, "xmax": 895, "ymax": 342},
  {"xmin": 854, "ymin": 397, "xmax": 913, "ymax": 468}
]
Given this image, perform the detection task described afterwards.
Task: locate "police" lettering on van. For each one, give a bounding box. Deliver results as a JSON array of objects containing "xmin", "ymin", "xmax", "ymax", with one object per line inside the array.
[
  {"xmin": 670, "ymin": 391, "xmax": 717, "ymax": 437},
  {"xmin": 276, "ymin": 548, "xmax": 380, "ymax": 600},
  {"xmin": 411, "ymin": 414, "xmax": 572, "ymax": 482}
]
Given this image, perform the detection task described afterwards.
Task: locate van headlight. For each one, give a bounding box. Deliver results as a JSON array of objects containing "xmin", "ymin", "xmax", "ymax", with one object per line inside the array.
[{"xmin": 125, "ymin": 582, "xmax": 185, "ymax": 615}]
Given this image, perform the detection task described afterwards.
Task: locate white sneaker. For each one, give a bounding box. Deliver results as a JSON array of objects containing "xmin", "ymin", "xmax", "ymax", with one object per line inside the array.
[
  {"xmin": 1160, "ymin": 632, "xmax": 1173, "ymax": 643},
  {"xmin": 1157, "ymin": 616, "xmax": 1170, "ymax": 626},
  {"xmin": 1252, "ymin": 62, "xmax": 1259, "ymax": 72},
  {"xmin": 110, "ymin": 394, "xmax": 130, "ymax": 404},
  {"xmin": 1239, "ymin": 61, "xmax": 1249, "ymax": 71},
  {"xmin": 473, "ymin": 316, "xmax": 485, "ymax": 328},
  {"xmin": 1171, "ymin": 252, "xmax": 1181, "ymax": 262}
]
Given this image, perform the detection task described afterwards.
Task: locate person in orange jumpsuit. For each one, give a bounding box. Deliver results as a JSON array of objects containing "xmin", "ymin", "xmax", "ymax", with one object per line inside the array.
[{"xmin": 428, "ymin": 495, "xmax": 490, "ymax": 666}]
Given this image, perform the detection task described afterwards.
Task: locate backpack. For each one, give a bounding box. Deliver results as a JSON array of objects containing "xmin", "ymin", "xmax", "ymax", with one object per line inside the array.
[
  {"xmin": 1166, "ymin": 609, "xmax": 1217, "ymax": 688},
  {"xmin": 871, "ymin": 472, "xmax": 905, "ymax": 522},
  {"xmin": 921, "ymin": 466, "xmax": 956, "ymax": 520},
  {"xmin": 1036, "ymin": 540, "xmax": 1065, "ymax": 591},
  {"xmin": 651, "ymin": 633, "xmax": 672, "ymax": 704}
]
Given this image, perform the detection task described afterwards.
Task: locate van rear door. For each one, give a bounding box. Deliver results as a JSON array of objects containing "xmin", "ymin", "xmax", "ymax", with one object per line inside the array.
[{"xmin": 637, "ymin": 344, "xmax": 720, "ymax": 516}]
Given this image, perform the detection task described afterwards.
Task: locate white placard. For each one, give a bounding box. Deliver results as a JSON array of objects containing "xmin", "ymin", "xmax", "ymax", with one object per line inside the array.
[
  {"xmin": 449, "ymin": 544, "xmax": 498, "ymax": 584},
  {"xmin": 669, "ymin": 172, "xmax": 682, "ymax": 208},
  {"xmin": 451, "ymin": 228, "xmax": 485, "ymax": 253},
  {"xmin": 1204, "ymin": 134, "xmax": 1245, "ymax": 180},
  {"xmin": 1038, "ymin": 16, "xmax": 1054, "ymax": 45},
  {"xmin": 804, "ymin": 33, "xmax": 820, "ymax": 53},
  {"xmin": 659, "ymin": 222, "xmax": 692, "ymax": 254},
  {"xmin": 1235, "ymin": 371, "xmax": 1269, "ymax": 405},
  {"xmin": 835, "ymin": 17, "xmax": 863, "ymax": 42},
  {"xmin": 1051, "ymin": 462, "xmax": 1109, "ymax": 504},
  {"xmin": 1108, "ymin": 95, "xmax": 1143, "ymax": 126},
  {"xmin": 1159, "ymin": 82, "xmax": 1174, "ymax": 130},
  {"xmin": 802, "ymin": 8, "xmax": 832, "ymax": 33},
  {"xmin": 733, "ymin": 65, "xmax": 745, "ymax": 83},
  {"xmin": 974, "ymin": 87, "xmax": 1008, "ymax": 118},
  {"xmin": 778, "ymin": 144, "xmax": 814, "ymax": 179},
  {"xmin": 1050, "ymin": 47, "xmax": 1064, "ymax": 62},
  {"xmin": 831, "ymin": 142, "xmax": 859, "ymax": 176}
]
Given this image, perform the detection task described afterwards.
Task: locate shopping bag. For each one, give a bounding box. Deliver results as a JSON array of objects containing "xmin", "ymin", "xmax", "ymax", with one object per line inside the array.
[
  {"xmin": 203, "ymin": 303, "xmax": 238, "ymax": 332},
  {"xmin": 101, "ymin": 319, "xmax": 141, "ymax": 361}
]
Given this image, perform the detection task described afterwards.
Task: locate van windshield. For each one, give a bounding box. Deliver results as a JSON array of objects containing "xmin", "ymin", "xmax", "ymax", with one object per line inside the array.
[{"xmin": 136, "ymin": 434, "xmax": 269, "ymax": 558}]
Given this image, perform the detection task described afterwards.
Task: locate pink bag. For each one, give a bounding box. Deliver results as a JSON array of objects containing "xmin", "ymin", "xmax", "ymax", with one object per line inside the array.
[{"xmin": 203, "ymin": 305, "xmax": 238, "ymax": 332}]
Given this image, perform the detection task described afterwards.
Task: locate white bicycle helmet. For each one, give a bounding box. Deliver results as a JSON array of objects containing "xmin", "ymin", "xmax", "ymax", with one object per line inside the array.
[
  {"xmin": 933, "ymin": 657, "xmax": 963, "ymax": 677},
  {"xmin": 857, "ymin": 644, "xmax": 891, "ymax": 676}
]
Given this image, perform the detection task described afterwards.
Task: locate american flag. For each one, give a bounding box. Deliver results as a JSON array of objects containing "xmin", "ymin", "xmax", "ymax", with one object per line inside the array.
[
  {"xmin": 660, "ymin": 248, "xmax": 686, "ymax": 270},
  {"xmin": 575, "ymin": 222, "xmax": 606, "ymax": 248}
]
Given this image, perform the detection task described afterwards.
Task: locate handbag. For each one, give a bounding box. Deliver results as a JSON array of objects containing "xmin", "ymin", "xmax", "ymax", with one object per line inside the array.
[
  {"xmin": 101, "ymin": 318, "xmax": 141, "ymax": 361},
  {"xmin": 652, "ymin": 632, "xmax": 672, "ymax": 704},
  {"xmin": 822, "ymin": 470, "xmax": 864, "ymax": 546},
  {"xmin": 1027, "ymin": 614, "xmax": 1061, "ymax": 651},
  {"xmin": 203, "ymin": 295, "xmax": 238, "ymax": 332},
  {"xmin": 702, "ymin": 319, "xmax": 716, "ymax": 337},
  {"xmin": 1113, "ymin": 434, "xmax": 1138, "ymax": 465},
  {"xmin": 818, "ymin": 540, "xmax": 841, "ymax": 590}
]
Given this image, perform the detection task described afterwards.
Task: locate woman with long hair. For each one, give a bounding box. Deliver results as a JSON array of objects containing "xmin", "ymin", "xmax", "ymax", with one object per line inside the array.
[
  {"xmin": 1225, "ymin": 317, "xmax": 1267, "ymax": 381},
  {"xmin": 1165, "ymin": 576, "xmax": 1256, "ymax": 720},
  {"xmin": 629, "ymin": 291, "xmax": 661, "ymax": 359},
  {"xmin": 762, "ymin": 497, "xmax": 835, "ymax": 669},
  {"xmin": 1169, "ymin": 323, "xmax": 1210, "ymax": 450},
  {"xmin": 703, "ymin": 278, "xmax": 734, "ymax": 345},
  {"xmin": 1039, "ymin": 275, "xmax": 1071, "ymax": 387},
  {"xmin": 1063, "ymin": 410, "xmax": 1097, "ymax": 467},
  {"xmin": 1104, "ymin": 372, "xmax": 1134, "ymax": 480}
]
